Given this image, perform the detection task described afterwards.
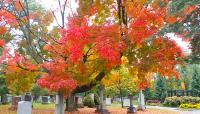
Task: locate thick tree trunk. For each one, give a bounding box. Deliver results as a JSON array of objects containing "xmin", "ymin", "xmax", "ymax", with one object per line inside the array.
[
  {"xmin": 55, "ymin": 93, "xmax": 64, "ymax": 114},
  {"xmin": 67, "ymin": 93, "xmax": 77, "ymax": 112},
  {"xmin": 99, "ymin": 85, "xmax": 104, "ymax": 111}
]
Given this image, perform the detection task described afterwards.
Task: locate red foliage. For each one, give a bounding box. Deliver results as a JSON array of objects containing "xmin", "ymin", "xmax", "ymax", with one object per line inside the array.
[{"xmin": 0, "ymin": 39, "xmax": 5, "ymax": 47}]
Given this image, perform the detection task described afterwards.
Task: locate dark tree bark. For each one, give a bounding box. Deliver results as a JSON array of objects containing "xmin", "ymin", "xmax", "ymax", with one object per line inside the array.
[{"xmin": 65, "ymin": 72, "xmax": 105, "ymax": 111}]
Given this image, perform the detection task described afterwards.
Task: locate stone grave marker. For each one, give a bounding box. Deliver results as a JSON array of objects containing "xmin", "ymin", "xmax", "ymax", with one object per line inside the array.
[
  {"xmin": 24, "ymin": 94, "xmax": 32, "ymax": 102},
  {"xmin": 42, "ymin": 96, "xmax": 50, "ymax": 104},
  {"xmin": 137, "ymin": 90, "xmax": 145, "ymax": 110},
  {"xmin": 17, "ymin": 101, "xmax": 32, "ymax": 114},
  {"xmin": 106, "ymin": 98, "xmax": 111, "ymax": 105},
  {"xmin": 7, "ymin": 94, "xmax": 12, "ymax": 103},
  {"xmin": 90, "ymin": 93, "xmax": 94, "ymax": 102},
  {"xmin": 2, "ymin": 95, "xmax": 8, "ymax": 104},
  {"xmin": 123, "ymin": 98, "xmax": 130, "ymax": 107}
]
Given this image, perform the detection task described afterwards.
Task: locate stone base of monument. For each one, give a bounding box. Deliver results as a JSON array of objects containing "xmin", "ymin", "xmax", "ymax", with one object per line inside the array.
[
  {"xmin": 137, "ymin": 105, "xmax": 146, "ymax": 111},
  {"xmin": 127, "ymin": 106, "xmax": 137, "ymax": 113}
]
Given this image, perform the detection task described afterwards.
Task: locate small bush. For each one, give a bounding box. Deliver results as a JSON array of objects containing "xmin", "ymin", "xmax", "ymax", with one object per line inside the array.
[
  {"xmin": 163, "ymin": 96, "xmax": 200, "ymax": 107},
  {"xmin": 179, "ymin": 103, "xmax": 200, "ymax": 109},
  {"xmin": 146, "ymin": 100, "xmax": 161, "ymax": 106},
  {"xmin": 83, "ymin": 95, "xmax": 95, "ymax": 108}
]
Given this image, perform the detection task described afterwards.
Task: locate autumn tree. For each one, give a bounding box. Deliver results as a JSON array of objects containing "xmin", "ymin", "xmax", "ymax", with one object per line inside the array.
[
  {"xmin": 103, "ymin": 58, "xmax": 138, "ymax": 108},
  {"xmin": 0, "ymin": 0, "xmax": 199, "ymax": 113}
]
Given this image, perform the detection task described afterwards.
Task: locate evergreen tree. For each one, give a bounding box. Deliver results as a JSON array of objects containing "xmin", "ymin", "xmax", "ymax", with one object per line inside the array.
[
  {"xmin": 191, "ymin": 65, "xmax": 200, "ymax": 97},
  {"xmin": 154, "ymin": 74, "xmax": 167, "ymax": 102},
  {"xmin": 143, "ymin": 88, "xmax": 154, "ymax": 101},
  {"xmin": 0, "ymin": 77, "xmax": 8, "ymax": 96}
]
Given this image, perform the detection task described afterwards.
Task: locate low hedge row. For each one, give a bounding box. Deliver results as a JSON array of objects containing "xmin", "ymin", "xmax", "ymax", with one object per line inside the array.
[
  {"xmin": 179, "ymin": 103, "xmax": 200, "ymax": 109},
  {"xmin": 163, "ymin": 96, "xmax": 200, "ymax": 107}
]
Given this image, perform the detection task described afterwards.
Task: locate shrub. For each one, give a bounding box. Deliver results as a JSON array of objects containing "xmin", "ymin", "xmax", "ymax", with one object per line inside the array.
[
  {"xmin": 163, "ymin": 96, "xmax": 200, "ymax": 107},
  {"xmin": 146, "ymin": 100, "xmax": 161, "ymax": 106},
  {"xmin": 83, "ymin": 95, "xmax": 95, "ymax": 108},
  {"xmin": 179, "ymin": 103, "xmax": 200, "ymax": 109}
]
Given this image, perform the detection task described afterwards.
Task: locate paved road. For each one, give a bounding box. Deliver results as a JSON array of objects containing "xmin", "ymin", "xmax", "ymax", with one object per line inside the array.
[{"xmin": 146, "ymin": 106, "xmax": 200, "ymax": 114}]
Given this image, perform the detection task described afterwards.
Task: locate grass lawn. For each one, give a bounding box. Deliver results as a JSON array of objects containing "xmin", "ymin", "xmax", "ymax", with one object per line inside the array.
[{"xmin": 0, "ymin": 103, "xmax": 179, "ymax": 114}]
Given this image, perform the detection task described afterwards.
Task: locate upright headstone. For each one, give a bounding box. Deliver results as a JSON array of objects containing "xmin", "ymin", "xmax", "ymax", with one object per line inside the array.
[
  {"xmin": 24, "ymin": 94, "xmax": 32, "ymax": 102},
  {"xmin": 137, "ymin": 90, "xmax": 145, "ymax": 110},
  {"xmin": 123, "ymin": 99, "xmax": 130, "ymax": 107},
  {"xmin": 2, "ymin": 94, "xmax": 8, "ymax": 104},
  {"xmin": 177, "ymin": 90, "xmax": 184, "ymax": 97},
  {"xmin": 90, "ymin": 94, "xmax": 94, "ymax": 102},
  {"xmin": 17, "ymin": 101, "xmax": 32, "ymax": 114},
  {"xmin": 77, "ymin": 96, "xmax": 83, "ymax": 104},
  {"xmin": 106, "ymin": 98, "xmax": 111, "ymax": 105},
  {"xmin": 41, "ymin": 96, "xmax": 50, "ymax": 104},
  {"xmin": 7, "ymin": 94, "xmax": 12, "ymax": 103}
]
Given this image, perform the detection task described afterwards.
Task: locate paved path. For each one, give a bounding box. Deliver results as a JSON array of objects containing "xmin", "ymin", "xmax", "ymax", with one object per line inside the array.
[{"xmin": 146, "ymin": 106, "xmax": 200, "ymax": 114}]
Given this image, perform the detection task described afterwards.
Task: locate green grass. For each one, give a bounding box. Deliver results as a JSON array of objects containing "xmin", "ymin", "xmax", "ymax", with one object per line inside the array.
[
  {"xmin": 32, "ymin": 102, "xmax": 55, "ymax": 109},
  {"xmin": 107, "ymin": 101, "xmax": 139, "ymax": 109},
  {"xmin": 0, "ymin": 102, "xmax": 55, "ymax": 110}
]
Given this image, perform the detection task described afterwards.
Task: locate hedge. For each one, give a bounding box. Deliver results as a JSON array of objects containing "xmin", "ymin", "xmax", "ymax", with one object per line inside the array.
[{"xmin": 163, "ymin": 96, "xmax": 200, "ymax": 107}]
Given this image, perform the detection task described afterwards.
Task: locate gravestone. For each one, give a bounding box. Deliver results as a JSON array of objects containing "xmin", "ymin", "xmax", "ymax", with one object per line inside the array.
[
  {"xmin": 42, "ymin": 96, "xmax": 50, "ymax": 104},
  {"xmin": 7, "ymin": 94, "xmax": 12, "ymax": 103},
  {"xmin": 17, "ymin": 101, "xmax": 32, "ymax": 114},
  {"xmin": 24, "ymin": 94, "xmax": 32, "ymax": 102},
  {"xmin": 186, "ymin": 90, "xmax": 192, "ymax": 96},
  {"xmin": 137, "ymin": 90, "xmax": 145, "ymax": 110},
  {"xmin": 123, "ymin": 98, "xmax": 130, "ymax": 107},
  {"xmin": 1, "ymin": 95, "xmax": 8, "ymax": 104},
  {"xmin": 90, "ymin": 93, "xmax": 94, "ymax": 102},
  {"xmin": 115, "ymin": 98, "xmax": 121, "ymax": 102},
  {"xmin": 106, "ymin": 98, "xmax": 111, "ymax": 105},
  {"xmin": 77, "ymin": 96, "xmax": 83, "ymax": 104},
  {"xmin": 177, "ymin": 90, "xmax": 184, "ymax": 97}
]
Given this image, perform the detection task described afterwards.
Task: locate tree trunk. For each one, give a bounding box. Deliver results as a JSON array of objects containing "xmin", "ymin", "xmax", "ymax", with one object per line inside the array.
[
  {"xmin": 127, "ymin": 95, "xmax": 136, "ymax": 113},
  {"xmin": 99, "ymin": 85, "xmax": 104, "ymax": 111},
  {"xmin": 67, "ymin": 93, "xmax": 77, "ymax": 112},
  {"xmin": 55, "ymin": 93, "xmax": 64, "ymax": 114},
  {"xmin": 130, "ymin": 95, "xmax": 133, "ymax": 108},
  {"xmin": 119, "ymin": 89, "xmax": 124, "ymax": 108}
]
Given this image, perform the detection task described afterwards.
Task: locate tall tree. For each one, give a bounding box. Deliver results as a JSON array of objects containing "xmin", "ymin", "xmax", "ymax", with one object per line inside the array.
[
  {"xmin": 154, "ymin": 74, "xmax": 167, "ymax": 102},
  {"xmin": 0, "ymin": 0, "xmax": 199, "ymax": 113},
  {"xmin": 191, "ymin": 65, "xmax": 200, "ymax": 97}
]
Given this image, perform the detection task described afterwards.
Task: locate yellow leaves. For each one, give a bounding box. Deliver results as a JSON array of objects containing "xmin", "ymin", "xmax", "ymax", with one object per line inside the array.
[
  {"xmin": 124, "ymin": 0, "xmax": 149, "ymax": 18},
  {"xmin": 5, "ymin": 70, "xmax": 37, "ymax": 95}
]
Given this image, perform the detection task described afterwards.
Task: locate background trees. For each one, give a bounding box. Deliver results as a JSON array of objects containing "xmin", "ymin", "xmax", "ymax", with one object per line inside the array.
[{"xmin": 191, "ymin": 65, "xmax": 200, "ymax": 97}]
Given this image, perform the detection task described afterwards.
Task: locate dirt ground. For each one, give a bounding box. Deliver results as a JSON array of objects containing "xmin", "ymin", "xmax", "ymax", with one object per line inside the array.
[{"xmin": 0, "ymin": 107, "xmax": 179, "ymax": 114}]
